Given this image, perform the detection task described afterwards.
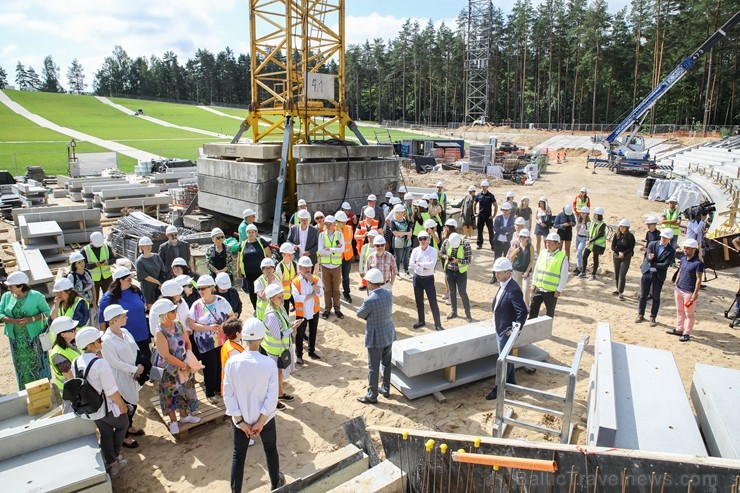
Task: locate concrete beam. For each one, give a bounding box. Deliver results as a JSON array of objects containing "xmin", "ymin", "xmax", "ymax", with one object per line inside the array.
[
  {"xmin": 0, "ymin": 413, "xmax": 96, "ymax": 461},
  {"xmin": 198, "ymin": 175, "xmax": 277, "ymax": 204},
  {"xmin": 97, "ymin": 187, "xmax": 162, "ymax": 200},
  {"xmin": 691, "ymin": 363, "xmax": 740, "ymax": 459},
  {"xmin": 295, "ymin": 160, "xmax": 399, "ymax": 184},
  {"xmin": 203, "ymin": 142, "xmax": 283, "ymax": 160},
  {"xmin": 392, "ymin": 316, "xmax": 552, "ymax": 378},
  {"xmin": 326, "ymin": 460, "xmax": 404, "ymax": 493},
  {"xmin": 586, "ymin": 322, "xmax": 617, "ymax": 447},
  {"xmin": 199, "ymin": 191, "xmax": 276, "ymax": 221},
  {"xmin": 293, "ymin": 144, "xmax": 395, "ymax": 160},
  {"xmin": 100, "ymin": 194, "xmax": 172, "ymax": 209},
  {"xmin": 198, "ymin": 157, "xmax": 280, "ymax": 183}
]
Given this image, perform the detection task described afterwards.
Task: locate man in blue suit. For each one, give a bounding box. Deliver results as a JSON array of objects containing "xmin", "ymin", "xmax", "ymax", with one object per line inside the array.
[
  {"xmin": 486, "ymin": 257, "xmax": 529, "ymax": 401},
  {"xmin": 636, "ymin": 228, "xmax": 676, "ymax": 327}
]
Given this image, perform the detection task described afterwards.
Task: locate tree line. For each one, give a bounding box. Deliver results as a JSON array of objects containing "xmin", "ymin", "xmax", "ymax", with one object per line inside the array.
[{"xmin": 1, "ymin": 0, "xmax": 738, "ymax": 129}]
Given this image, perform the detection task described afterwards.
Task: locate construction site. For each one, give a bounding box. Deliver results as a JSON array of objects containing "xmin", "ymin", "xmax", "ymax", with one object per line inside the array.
[{"xmin": 0, "ymin": 1, "xmax": 739, "ymax": 492}]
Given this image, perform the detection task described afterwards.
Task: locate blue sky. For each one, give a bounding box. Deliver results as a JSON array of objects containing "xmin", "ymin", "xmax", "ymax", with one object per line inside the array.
[{"xmin": 0, "ymin": 0, "xmax": 628, "ymax": 89}]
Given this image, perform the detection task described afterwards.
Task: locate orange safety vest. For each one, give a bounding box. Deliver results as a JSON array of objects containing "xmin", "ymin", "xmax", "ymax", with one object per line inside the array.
[
  {"xmin": 220, "ymin": 339, "xmax": 244, "ymax": 390},
  {"xmin": 342, "ymin": 223, "xmax": 354, "ymax": 261},
  {"xmin": 354, "ymin": 219, "xmax": 378, "ymax": 254},
  {"xmin": 293, "ymin": 275, "xmax": 321, "ymax": 317}
]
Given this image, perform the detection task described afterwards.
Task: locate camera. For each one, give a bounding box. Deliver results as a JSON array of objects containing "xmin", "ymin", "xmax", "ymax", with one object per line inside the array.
[{"xmin": 683, "ymin": 201, "xmax": 716, "ymax": 221}]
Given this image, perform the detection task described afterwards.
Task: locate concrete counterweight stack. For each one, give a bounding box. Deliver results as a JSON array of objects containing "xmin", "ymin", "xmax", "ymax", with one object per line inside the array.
[{"xmin": 197, "ymin": 142, "xmax": 400, "ymax": 223}]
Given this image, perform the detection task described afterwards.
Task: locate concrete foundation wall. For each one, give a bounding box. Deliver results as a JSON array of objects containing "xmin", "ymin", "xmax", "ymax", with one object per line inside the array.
[
  {"xmin": 199, "ymin": 191, "xmax": 276, "ymax": 222},
  {"xmin": 198, "ymin": 175, "xmax": 277, "ymax": 204}
]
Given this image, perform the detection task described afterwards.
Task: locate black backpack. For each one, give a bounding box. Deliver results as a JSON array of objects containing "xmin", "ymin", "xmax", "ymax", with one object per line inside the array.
[{"xmin": 63, "ymin": 357, "xmax": 106, "ymax": 417}]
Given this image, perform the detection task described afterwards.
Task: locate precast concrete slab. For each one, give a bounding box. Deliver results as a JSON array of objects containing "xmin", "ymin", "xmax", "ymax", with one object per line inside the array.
[
  {"xmin": 100, "ymin": 194, "xmax": 172, "ymax": 209},
  {"xmin": 295, "ymin": 159, "xmax": 398, "ymax": 184},
  {"xmin": 391, "ymin": 344, "xmax": 549, "ymax": 400},
  {"xmin": 97, "ymin": 187, "xmax": 162, "ymax": 200},
  {"xmin": 198, "ymin": 157, "xmax": 280, "ymax": 183},
  {"xmin": 82, "ymin": 183, "xmax": 157, "ymax": 195},
  {"xmin": 611, "ymin": 342, "xmax": 707, "ymax": 456},
  {"xmin": 25, "ymin": 220, "xmax": 63, "ymax": 238},
  {"xmin": 293, "ymin": 144, "xmax": 395, "ymax": 160},
  {"xmin": 202, "ymin": 142, "xmax": 283, "ymax": 160},
  {"xmin": 392, "ymin": 317, "xmax": 552, "ymax": 378},
  {"xmin": 0, "ymin": 413, "xmax": 96, "ymax": 461},
  {"xmin": 326, "ymin": 459, "xmax": 404, "ymax": 493},
  {"xmin": 199, "ymin": 191, "xmax": 276, "ymax": 222},
  {"xmin": 691, "ymin": 363, "xmax": 740, "ymax": 459},
  {"xmin": 198, "ymin": 175, "xmax": 278, "ymax": 204},
  {"xmin": 586, "ymin": 322, "xmax": 617, "ymax": 447}
]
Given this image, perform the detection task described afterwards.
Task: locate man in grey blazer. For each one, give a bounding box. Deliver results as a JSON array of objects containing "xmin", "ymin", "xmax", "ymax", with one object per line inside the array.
[{"xmin": 287, "ymin": 209, "xmax": 319, "ymax": 270}]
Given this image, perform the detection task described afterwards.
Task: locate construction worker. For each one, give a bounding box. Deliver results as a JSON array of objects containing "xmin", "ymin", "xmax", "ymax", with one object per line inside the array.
[
  {"xmin": 572, "ymin": 187, "xmax": 590, "ymax": 213},
  {"xmin": 354, "ymin": 207, "xmax": 379, "ymax": 266},
  {"xmin": 276, "ymin": 243, "xmax": 297, "ymax": 313},
  {"xmin": 335, "ymin": 211, "xmax": 354, "ymax": 303},
  {"xmin": 83, "ymin": 231, "xmax": 116, "ymax": 301},
  {"xmin": 412, "ymin": 199, "xmax": 431, "ymax": 245},
  {"xmin": 318, "ymin": 215, "xmax": 345, "ymax": 319},
  {"xmin": 660, "ymin": 196, "xmax": 681, "ymax": 249},
  {"xmin": 436, "ymin": 181, "xmax": 448, "ymax": 225},
  {"xmin": 237, "ymin": 209, "xmax": 257, "ymax": 243},
  {"xmin": 288, "ymin": 199, "xmax": 309, "ymax": 226},
  {"xmin": 580, "ymin": 207, "xmax": 607, "ymax": 280},
  {"xmin": 529, "ymin": 232, "xmax": 569, "ymax": 319},
  {"xmin": 292, "ymin": 256, "xmax": 323, "ymax": 364}
]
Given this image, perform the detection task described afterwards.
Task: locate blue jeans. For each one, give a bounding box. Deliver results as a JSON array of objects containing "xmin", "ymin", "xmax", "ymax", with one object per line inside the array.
[
  {"xmin": 394, "ymin": 246, "xmax": 410, "ymax": 274},
  {"xmin": 366, "ymin": 344, "xmax": 392, "ymax": 400},
  {"xmin": 497, "ymin": 331, "xmax": 516, "ymax": 385},
  {"xmin": 231, "ymin": 418, "xmax": 280, "ymax": 493},
  {"xmin": 575, "ymin": 236, "xmax": 587, "ymax": 270}
]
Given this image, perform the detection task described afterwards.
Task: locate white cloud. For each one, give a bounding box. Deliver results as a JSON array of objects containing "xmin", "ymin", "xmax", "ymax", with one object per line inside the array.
[{"xmin": 344, "ymin": 12, "xmax": 458, "ymax": 46}]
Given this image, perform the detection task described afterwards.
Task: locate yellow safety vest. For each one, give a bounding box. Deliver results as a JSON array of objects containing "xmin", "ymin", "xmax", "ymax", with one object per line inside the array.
[
  {"xmin": 533, "ymin": 249, "xmax": 566, "ymax": 292},
  {"xmin": 663, "ymin": 209, "xmax": 680, "ymax": 236},
  {"xmin": 575, "ymin": 197, "xmax": 588, "ymax": 211},
  {"xmin": 255, "ymin": 275, "xmax": 278, "ymax": 321},
  {"xmin": 49, "ymin": 344, "xmax": 82, "ymax": 390},
  {"xmin": 438, "ymin": 192, "xmax": 447, "ymax": 209},
  {"xmin": 60, "ymin": 297, "xmax": 88, "ymax": 321},
  {"xmin": 320, "ymin": 231, "xmax": 342, "ymax": 266},
  {"xmin": 260, "ymin": 306, "xmax": 291, "ymax": 357},
  {"xmin": 84, "ymin": 244, "xmax": 112, "ymax": 282},
  {"xmin": 588, "ymin": 221, "xmax": 606, "ymax": 248},
  {"xmin": 445, "ymin": 244, "xmax": 467, "ymax": 274},
  {"xmin": 276, "ymin": 261, "xmax": 296, "ymax": 300},
  {"xmin": 413, "ymin": 212, "xmax": 430, "ymax": 237}
]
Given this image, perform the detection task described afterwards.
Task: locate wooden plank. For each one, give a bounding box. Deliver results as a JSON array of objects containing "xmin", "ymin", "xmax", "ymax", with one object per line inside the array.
[
  {"xmin": 432, "ymin": 391, "xmax": 447, "ymax": 403},
  {"xmin": 147, "ymin": 382, "xmax": 226, "ymax": 439},
  {"xmin": 443, "ymin": 366, "xmax": 456, "ymax": 383}
]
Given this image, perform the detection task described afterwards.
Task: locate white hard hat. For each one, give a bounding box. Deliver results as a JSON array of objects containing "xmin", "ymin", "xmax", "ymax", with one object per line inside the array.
[
  {"xmin": 215, "ymin": 272, "xmax": 232, "ymax": 290},
  {"xmin": 501, "ymin": 202, "xmax": 512, "ymax": 211},
  {"xmin": 393, "ymin": 204, "xmax": 405, "ymax": 214},
  {"xmin": 175, "ymin": 274, "xmax": 192, "ymax": 287},
  {"xmin": 436, "ymin": 181, "xmax": 444, "ymax": 188},
  {"xmin": 297, "ymin": 256, "xmax": 313, "ymax": 268},
  {"xmin": 404, "ymin": 192, "xmax": 414, "ymax": 201},
  {"xmin": 103, "ymin": 304, "xmax": 128, "ymax": 322},
  {"xmin": 265, "ymin": 284, "xmax": 284, "ymax": 299},
  {"xmin": 562, "ymin": 205, "xmax": 572, "ymax": 215},
  {"xmin": 69, "ymin": 252, "xmax": 85, "ymax": 265},
  {"xmin": 660, "ymin": 228, "xmax": 674, "ymax": 239},
  {"xmin": 418, "ymin": 230, "xmax": 430, "ymax": 238},
  {"xmin": 324, "ymin": 215, "xmax": 336, "ymax": 224},
  {"xmin": 580, "ymin": 187, "xmax": 588, "ymax": 193},
  {"xmin": 398, "ymin": 186, "xmax": 407, "ymax": 194},
  {"xmin": 171, "ymin": 257, "xmax": 188, "ymax": 268},
  {"xmin": 242, "ymin": 208, "xmax": 256, "ymax": 218},
  {"xmin": 50, "ymin": 316, "xmax": 79, "ymax": 335},
  {"xmin": 514, "ymin": 217, "xmax": 526, "ymax": 226},
  {"xmin": 373, "ymin": 236, "xmax": 386, "ymax": 246},
  {"xmin": 335, "ymin": 211, "xmax": 348, "ymax": 223},
  {"xmin": 53, "ymin": 278, "xmax": 74, "ymax": 292},
  {"xmin": 196, "ymin": 275, "xmax": 215, "ymax": 287},
  {"xmin": 138, "ymin": 236, "xmax": 153, "ymax": 247},
  {"xmin": 468, "ymin": 186, "xmax": 476, "ymax": 192},
  {"xmin": 519, "ymin": 229, "xmax": 530, "ymax": 238},
  {"xmin": 260, "ymin": 258, "xmax": 276, "ymax": 269},
  {"xmin": 448, "ymin": 233, "xmax": 461, "ymax": 248},
  {"xmin": 151, "ymin": 299, "xmax": 177, "ymax": 317},
  {"xmin": 546, "ymin": 233, "xmax": 561, "ymax": 242},
  {"xmin": 424, "ymin": 193, "xmax": 435, "ymax": 200},
  {"xmin": 481, "ymin": 180, "xmax": 490, "ymax": 187},
  {"xmin": 76, "ymin": 327, "xmax": 103, "ymax": 349},
  {"xmin": 6, "ymin": 271, "xmax": 29, "ymax": 286},
  {"xmin": 90, "ymin": 232, "xmax": 104, "ymax": 248},
  {"xmin": 241, "ymin": 318, "xmax": 266, "ymax": 341},
  {"xmin": 298, "ymin": 209, "xmax": 311, "ymax": 220},
  {"xmin": 364, "ymin": 268, "xmax": 384, "ymax": 284},
  {"xmin": 619, "ymin": 218, "xmax": 631, "ymax": 228},
  {"xmin": 390, "ymin": 197, "xmax": 402, "ymax": 205},
  {"xmin": 445, "ymin": 218, "xmax": 458, "ymax": 228},
  {"xmin": 667, "ymin": 196, "xmax": 678, "ymax": 203},
  {"xmin": 645, "ymin": 216, "xmax": 659, "ymax": 224},
  {"xmin": 594, "ymin": 207, "xmax": 605, "ymax": 215},
  {"xmin": 341, "ymin": 202, "xmax": 351, "ymax": 210},
  {"xmin": 246, "ymin": 224, "xmax": 258, "ymax": 232},
  {"xmin": 492, "ymin": 257, "xmax": 513, "ymax": 272},
  {"xmin": 297, "ymin": 199, "xmax": 307, "ymax": 207},
  {"xmin": 368, "ymin": 229, "xmax": 380, "ymax": 238},
  {"xmin": 166, "ymin": 225, "xmax": 178, "ymax": 235},
  {"xmin": 580, "ymin": 206, "xmax": 590, "ymax": 214},
  {"xmin": 367, "ymin": 194, "xmax": 377, "ymax": 201},
  {"xmin": 363, "ymin": 207, "xmax": 375, "ymax": 218},
  {"xmin": 210, "ymin": 228, "xmax": 224, "ymax": 237},
  {"xmin": 539, "ymin": 196, "xmax": 547, "ymax": 202},
  {"xmin": 416, "ymin": 200, "xmax": 428, "ymax": 208},
  {"xmin": 424, "ymin": 219, "xmax": 437, "ymax": 229},
  {"xmin": 279, "ymin": 242, "xmax": 294, "ymax": 254},
  {"xmin": 112, "ymin": 267, "xmax": 132, "ymax": 281},
  {"xmin": 683, "ymin": 238, "xmax": 699, "ymax": 249},
  {"xmin": 161, "ymin": 280, "xmax": 183, "ymax": 297},
  {"xmin": 506, "ymin": 191, "xmax": 515, "ymax": 198},
  {"xmin": 314, "ymin": 210, "xmax": 325, "ymax": 219},
  {"xmin": 385, "ymin": 191, "xmax": 393, "ymax": 199}
]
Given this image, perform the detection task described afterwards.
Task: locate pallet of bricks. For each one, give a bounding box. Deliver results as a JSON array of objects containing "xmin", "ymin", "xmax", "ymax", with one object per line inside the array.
[{"xmin": 168, "ymin": 180, "xmax": 198, "ymax": 208}]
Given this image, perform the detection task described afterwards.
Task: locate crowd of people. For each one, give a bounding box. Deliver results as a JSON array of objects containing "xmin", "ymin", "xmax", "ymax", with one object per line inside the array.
[{"xmin": 0, "ymin": 179, "xmax": 714, "ymax": 491}]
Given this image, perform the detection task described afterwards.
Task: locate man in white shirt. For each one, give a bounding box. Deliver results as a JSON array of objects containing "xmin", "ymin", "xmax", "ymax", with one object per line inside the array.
[
  {"xmin": 223, "ymin": 318, "xmax": 285, "ymax": 493},
  {"xmin": 291, "ymin": 257, "xmax": 324, "ymax": 364},
  {"xmin": 318, "ymin": 215, "xmax": 346, "ymax": 320},
  {"xmin": 409, "ymin": 231, "xmax": 443, "ymax": 331}
]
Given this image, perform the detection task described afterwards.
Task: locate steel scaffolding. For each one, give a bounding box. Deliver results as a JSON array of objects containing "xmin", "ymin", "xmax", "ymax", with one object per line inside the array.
[{"xmin": 464, "ymin": 0, "xmax": 492, "ymax": 124}]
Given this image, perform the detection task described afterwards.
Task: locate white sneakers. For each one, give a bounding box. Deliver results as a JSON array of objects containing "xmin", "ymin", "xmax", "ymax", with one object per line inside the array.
[
  {"xmin": 169, "ymin": 422, "xmax": 180, "ymax": 434},
  {"xmin": 109, "ymin": 458, "xmax": 128, "ymax": 476},
  {"xmin": 180, "ymin": 415, "xmax": 201, "ymax": 424}
]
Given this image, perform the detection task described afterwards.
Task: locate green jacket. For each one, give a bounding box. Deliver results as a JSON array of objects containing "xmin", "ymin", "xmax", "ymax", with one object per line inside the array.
[{"xmin": 0, "ymin": 290, "xmax": 51, "ymax": 340}]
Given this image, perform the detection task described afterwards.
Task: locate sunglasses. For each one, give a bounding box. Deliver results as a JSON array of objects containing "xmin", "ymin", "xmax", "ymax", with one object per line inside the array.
[
  {"xmin": 120, "ymin": 275, "xmax": 131, "ymax": 281},
  {"xmin": 198, "ymin": 287, "xmax": 211, "ymax": 291},
  {"xmin": 419, "ymin": 237, "xmax": 430, "ymax": 241},
  {"xmin": 214, "ymin": 236, "xmax": 225, "ymax": 240},
  {"xmin": 168, "ymin": 233, "xmax": 178, "ymax": 238},
  {"xmin": 375, "ymin": 245, "xmax": 385, "ymax": 248}
]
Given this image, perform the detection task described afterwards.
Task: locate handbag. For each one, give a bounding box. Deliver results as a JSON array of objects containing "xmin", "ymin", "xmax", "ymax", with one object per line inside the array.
[{"xmin": 279, "ymin": 348, "xmax": 292, "ymax": 368}]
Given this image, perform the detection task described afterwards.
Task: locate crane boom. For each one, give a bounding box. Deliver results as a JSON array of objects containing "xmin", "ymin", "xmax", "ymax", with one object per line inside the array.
[{"xmin": 606, "ymin": 9, "xmax": 740, "ymax": 145}]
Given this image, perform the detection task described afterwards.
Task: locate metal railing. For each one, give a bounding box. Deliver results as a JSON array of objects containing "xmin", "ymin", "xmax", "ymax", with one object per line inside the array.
[{"xmin": 495, "ymin": 325, "xmax": 589, "ymax": 444}]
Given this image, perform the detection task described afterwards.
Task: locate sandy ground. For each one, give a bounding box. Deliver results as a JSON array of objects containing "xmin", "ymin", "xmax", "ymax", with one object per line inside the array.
[{"xmin": 1, "ymin": 150, "xmax": 738, "ymax": 492}]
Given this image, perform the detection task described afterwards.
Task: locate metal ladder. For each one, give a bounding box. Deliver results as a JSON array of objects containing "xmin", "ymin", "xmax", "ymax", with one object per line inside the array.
[{"xmin": 495, "ymin": 326, "xmax": 589, "ymax": 444}]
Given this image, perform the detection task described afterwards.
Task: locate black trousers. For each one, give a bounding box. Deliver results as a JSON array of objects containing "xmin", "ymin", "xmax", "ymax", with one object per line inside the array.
[
  {"xmin": 494, "ymin": 240, "xmax": 510, "ymax": 259},
  {"xmin": 477, "ymin": 214, "xmax": 494, "ymax": 248},
  {"xmin": 445, "ymin": 269, "xmax": 471, "ymax": 317},
  {"xmin": 582, "ymin": 245, "xmax": 605, "ymax": 276},
  {"xmin": 200, "ymin": 347, "xmax": 222, "ymax": 397},
  {"xmin": 341, "ymin": 259, "xmax": 352, "ymax": 296},
  {"xmin": 95, "ymin": 411, "xmax": 128, "ymax": 466},
  {"xmin": 231, "ymin": 418, "xmax": 280, "ymax": 493},
  {"xmin": 124, "ymin": 401, "xmax": 137, "ymax": 437},
  {"xmin": 413, "ymin": 274, "xmax": 441, "ymax": 327},
  {"xmin": 295, "ymin": 316, "xmax": 319, "ymax": 358},
  {"xmin": 529, "ymin": 289, "xmax": 558, "ymax": 319},
  {"xmin": 241, "ymin": 271, "xmax": 261, "ymax": 310},
  {"xmin": 638, "ymin": 272, "xmax": 665, "ymax": 318}
]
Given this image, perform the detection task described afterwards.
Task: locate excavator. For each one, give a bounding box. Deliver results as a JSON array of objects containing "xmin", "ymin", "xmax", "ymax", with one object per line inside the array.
[{"xmin": 588, "ymin": 10, "xmax": 740, "ymax": 175}]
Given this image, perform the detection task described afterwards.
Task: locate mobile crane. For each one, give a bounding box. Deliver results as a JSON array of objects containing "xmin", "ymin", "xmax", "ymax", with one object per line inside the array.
[{"xmin": 588, "ymin": 10, "xmax": 740, "ymax": 175}]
